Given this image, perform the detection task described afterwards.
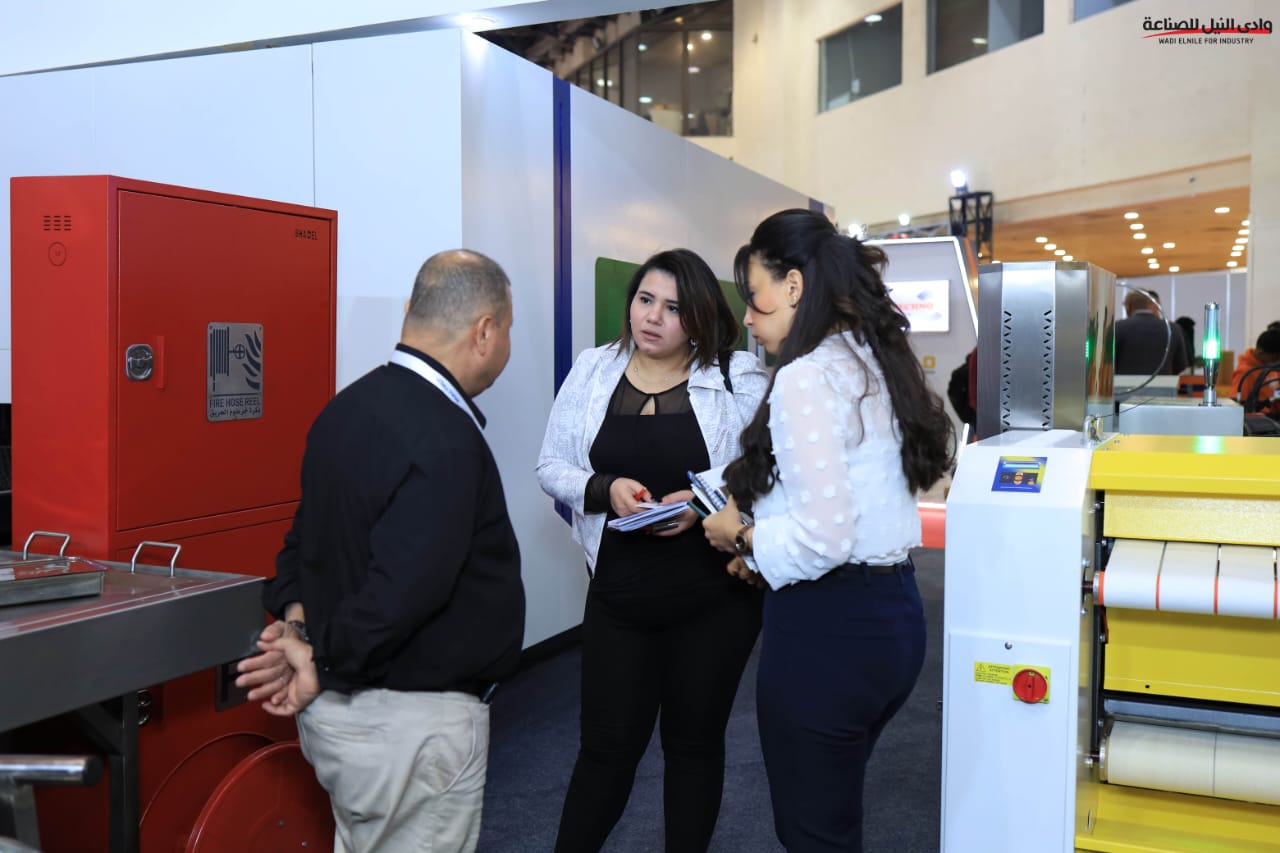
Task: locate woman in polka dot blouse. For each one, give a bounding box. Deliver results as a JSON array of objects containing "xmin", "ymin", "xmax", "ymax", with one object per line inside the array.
[{"xmin": 704, "ymin": 208, "xmax": 954, "ymax": 853}]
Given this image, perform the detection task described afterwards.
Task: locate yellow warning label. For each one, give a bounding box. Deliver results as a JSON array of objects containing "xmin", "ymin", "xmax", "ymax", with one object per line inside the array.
[{"xmin": 974, "ymin": 662, "xmax": 1015, "ymax": 685}]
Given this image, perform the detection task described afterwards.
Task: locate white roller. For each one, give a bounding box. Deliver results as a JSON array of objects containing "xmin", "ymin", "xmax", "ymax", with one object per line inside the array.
[
  {"xmin": 1103, "ymin": 721, "xmax": 1280, "ymax": 806},
  {"xmin": 1096, "ymin": 539, "xmax": 1278, "ymax": 618}
]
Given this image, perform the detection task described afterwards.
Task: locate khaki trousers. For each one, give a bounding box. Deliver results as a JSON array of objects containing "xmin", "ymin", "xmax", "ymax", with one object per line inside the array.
[{"xmin": 296, "ymin": 688, "xmax": 489, "ymax": 853}]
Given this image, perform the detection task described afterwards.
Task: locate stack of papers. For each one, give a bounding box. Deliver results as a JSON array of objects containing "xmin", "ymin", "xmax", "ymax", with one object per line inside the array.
[
  {"xmin": 688, "ymin": 464, "xmax": 729, "ymax": 513},
  {"xmin": 607, "ymin": 502, "xmax": 687, "ymax": 532}
]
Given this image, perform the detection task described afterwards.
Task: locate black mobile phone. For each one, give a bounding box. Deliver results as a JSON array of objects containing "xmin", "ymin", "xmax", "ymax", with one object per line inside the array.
[{"xmin": 650, "ymin": 520, "xmax": 680, "ymax": 532}]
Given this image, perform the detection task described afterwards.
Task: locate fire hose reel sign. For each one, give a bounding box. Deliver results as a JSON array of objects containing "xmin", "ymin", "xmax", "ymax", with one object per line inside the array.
[{"xmin": 207, "ymin": 323, "xmax": 263, "ymax": 422}]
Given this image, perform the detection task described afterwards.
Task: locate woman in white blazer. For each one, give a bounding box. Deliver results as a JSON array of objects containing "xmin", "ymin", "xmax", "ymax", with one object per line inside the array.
[{"xmin": 538, "ymin": 249, "xmax": 767, "ymax": 853}]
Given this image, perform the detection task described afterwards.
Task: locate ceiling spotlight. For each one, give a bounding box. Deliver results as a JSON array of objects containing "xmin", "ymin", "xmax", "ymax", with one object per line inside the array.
[
  {"xmin": 1035, "ymin": 236, "xmax": 1048, "ymax": 243},
  {"xmin": 1045, "ymin": 243, "xmax": 1057, "ymax": 251},
  {"xmin": 1215, "ymin": 206, "xmax": 1230, "ymax": 214},
  {"xmin": 1054, "ymin": 249, "xmax": 1066, "ymax": 256},
  {"xmin": 1169, "ymin": 266, "xmax": 1180, "ymax": 272},
  {"xmin": 688, "ymin": 65, "xmax": 701, "ymax": 73},
  {"xmin": 638, "ymin": 95, "xmax": 653, "ymax": 104},
  {"xmin": 1231, "ymin": 251, "xmax": 1242, "ymax": 257},
  {"xmin": 1133, "ymin": 233, "xmax": 1146, "ymax": 240},
  {"xmin": 1141, "ymin": 247, "xmax": 1154, "ymax": 255},
  {"xmin": 898, "ymin": 213, "xmax": 911, "ymax": 226},
  {"xmin": 1129, "ymin": 223, "xmax": 1144, "ymax": 230},
  {"xmin": 1124, "ymin": 211, "xmax": 1140, "ymax": 219},
  {"xmin": 1227, "ymin": 261, "xmax": 1239, "ymax": 267},
  {"xmin": 972, "ymin": 36, "xmax": 988, "ymax": 45},
  {"xmin": 865, "ymin": 13, "xmax": 884, "ymax": 23},
  {"xmin": 1162, "ymin": 242, "xmax": 1175, "ymax": 249},
  {"xmin": 701, "ymin": 31, "xmax": 713, "ymax": 40},
  {"xmin": 847, "ymin": 222, "xmax": 866, "ymax": 239},
  {"xmin": 950, "ymin": 169, "xmax": 969, "ymax": 191},
  {"xmin": 1062, "ymin": 255, "xmax": 1074, "ymax": 261},
  {"xmin": 1238, "ymin": 229, "xmax": 1250, "ymax": 235},
  {"xmin": 596, "ymin": 78, "xmax": 605, "ymax": 87},
  {"xmin": 1149, "ymin": 263, "xmax": 1160, "ymax": 269},
  {"xmin": 1236, "ymin": 237, "xmax": 1249, "ymax": 244},
  {"xmin": 687, "ymin": 41, "xmax": 694, "ymax": 51},
  {"xmin": 1243, "ymin": 219, "xmax": 1250, "ymax": 226},
  {"xmin": 638, "ymin": 43, "xmax": 648, "ymax": 51}
]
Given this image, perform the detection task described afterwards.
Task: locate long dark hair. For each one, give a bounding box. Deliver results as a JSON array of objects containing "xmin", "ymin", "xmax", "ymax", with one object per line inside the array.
[
  {"xmin": 723, "ymin": 209, "xmax": 954, "ymax": 503},
  {"xmin": 612, "ymin": 248, "xmax": 741, "ymax": 371}
]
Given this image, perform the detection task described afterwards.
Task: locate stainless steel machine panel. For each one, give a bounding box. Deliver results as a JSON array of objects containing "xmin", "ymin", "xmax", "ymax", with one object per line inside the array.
[
  {"xmin": 0, "ymin": 554, "xmax": 263, "ymax": 733},
  {"xmin": 977, "ymin": 261, "xmax": 1115, "ymax": 439}
]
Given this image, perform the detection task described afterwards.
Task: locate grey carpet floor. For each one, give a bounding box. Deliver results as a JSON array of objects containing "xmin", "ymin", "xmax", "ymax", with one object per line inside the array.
[{"xmin": 479, "ymin": 548, "xmax": 944, "ymax": 852}]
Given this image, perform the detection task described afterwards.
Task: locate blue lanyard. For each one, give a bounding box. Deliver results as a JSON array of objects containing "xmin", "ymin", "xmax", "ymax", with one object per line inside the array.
[{"xmin": 388, "ymin": 350, "xmax": 482, "ymax": 432}]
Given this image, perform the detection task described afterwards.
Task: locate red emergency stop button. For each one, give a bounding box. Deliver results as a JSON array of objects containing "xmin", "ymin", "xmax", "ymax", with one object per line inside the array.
[{"xmin": 1012, "ymin": 668, "xmax": 1048, "ymax": 704}]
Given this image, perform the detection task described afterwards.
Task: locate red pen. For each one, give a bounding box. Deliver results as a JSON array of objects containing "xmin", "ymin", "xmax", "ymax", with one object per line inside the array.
[{"xmin": 634, "ymin": 488, "xmax": 650, "ymax": 501}]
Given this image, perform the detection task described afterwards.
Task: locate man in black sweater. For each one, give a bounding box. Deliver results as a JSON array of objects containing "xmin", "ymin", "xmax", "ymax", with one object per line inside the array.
[{"xmin": 237, "ymin": 249, "xmax": 524, "ymax": 852}]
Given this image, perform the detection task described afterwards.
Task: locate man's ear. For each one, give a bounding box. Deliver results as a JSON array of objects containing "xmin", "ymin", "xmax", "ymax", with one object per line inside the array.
[{"xmin": 474, "ymin": 314, "xmax": 495, "ymax": 354}]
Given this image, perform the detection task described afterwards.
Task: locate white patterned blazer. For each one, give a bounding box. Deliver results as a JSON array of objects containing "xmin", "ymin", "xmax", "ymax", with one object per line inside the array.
[{"xmin": 537, "ymin": 342, "xmax": 768, "ymax": 574}]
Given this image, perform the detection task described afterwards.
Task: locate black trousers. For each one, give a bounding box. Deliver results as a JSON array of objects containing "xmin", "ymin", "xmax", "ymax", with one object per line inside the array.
[
  {"xmin": 554, "ymin": 584, "xmax": 762, "ymax": 853},
  {"xmin": 756, "ymin": 562, "xmax": 926, "ymax": 853}
]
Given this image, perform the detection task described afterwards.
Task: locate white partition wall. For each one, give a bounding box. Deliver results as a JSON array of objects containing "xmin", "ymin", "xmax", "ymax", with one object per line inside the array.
[
  {"xmin": 1115, "ymin": 270, "xmax": 1249, "ymax": 358},
  {"xmin": 0, "ymin": 30, "xmax": 815, "ymax": 646}
]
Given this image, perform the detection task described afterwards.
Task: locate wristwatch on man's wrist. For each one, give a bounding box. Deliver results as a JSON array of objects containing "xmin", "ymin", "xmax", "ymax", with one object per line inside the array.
[
  {"xmin": 734, "ymin": 523, "xmax": 754, "ymax": 556},
  {"xmin": 287, "ymin": 619, "xmax": 311, "ymax": 644}
]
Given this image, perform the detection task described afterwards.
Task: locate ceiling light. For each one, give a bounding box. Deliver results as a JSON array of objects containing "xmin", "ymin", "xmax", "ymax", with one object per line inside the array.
[
  {"xmin": 675, "ymin": 16, "xmax": 684, "ymax": 23},
  {"xmin": 1035, "ymin": 236, "xmax": 1048, "ymax": 243},
  {"xmin": 972, "ymin": 36, "xmax": 988, "ymax": 45},
  {"xmin": 1141, "ymin": 247, "xmax": 1154, "ymax": 255},
  {"xmin": 687, "ymin": 42, "xmax": 694, "ymax": 51},
  {"xmin": 596, "ymin": 78, "xmax": 605, "ymax": 87},
  {"xmin": 701, "ymin": 31, "xmax": 713, "ymax": 40},
  {"xmin": 1133, "ymin": 233, "xmax": 1146, "ymax": 240},
  {"xmin": 1236, "ymin": 237, "xmax": 1248, "ymax": 244},
  {"xmin": 1062, "ymin": 255, "xmax": 1074, "ymax": 261},
  {"xmin": 1054, "ymin": 249, "xmax": 1066, "ymax": 256},
  {"xmin": 1215, "ymin": 206, "xmax": 1230, "ymax": 213},
  {"xmin": 1242, "ymin": 219, "xmax": 1250, "ymax": 226},
  {"xmin": 638, "ymin": 95, "xmax": 653, "ymax": 104},
  {"xmin": 1238, "ymin": 229, "xmax": 1249, "ymax": 235},
  {"xmin": 865, "ymin": 13, "xmax": 884, "ymax": 23},
  {"xmin": 1162, "ymin": 242, "xmax": 1175, "ymax": 249},
  {"xmin": 688, "ymin": 65, "xmax": 701, "ymax": 73},
  {"xmin": 1169, "ymin": 266, "xmax": 1180, "ymax": 272},
  {"xmin": 1124, "ymin": 211, "xmax": 1140, "ymax": 219},
  {"xmin": 687, "ymin": 112, "xmax": 696, "ymax": 119},
  {"xmin": 1044, "ymin": 243, "xmax": 1057, "ymax": 251},
  {"xmin": 1231, "ymin": 251, "xmax": 1242, "ymax": 257},
  {"xmin": 1129, "ymin": 223, "xmax": 1144, "ymax": 230},
  {"xmin": 1149, "ymin": 263, "xmax": 1160, "ymax": 269},
  {"xmin": 847, "ymin": 222, "xmax": 866, "ymax": 238},
  {"xmin": 898, "ymin": 213, "xmax": 911, "ymax": 226},
  {"xmin": 1227, "ymin": 261, "xmax": 1238, "ymax": 267},
  {"xmin": 638, "ymin": 43, "xmax": 648, "ymax": 51}
]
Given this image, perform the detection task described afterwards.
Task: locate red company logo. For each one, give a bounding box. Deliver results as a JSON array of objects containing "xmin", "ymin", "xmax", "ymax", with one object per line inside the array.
[{"xmin": 1143, "ymin": 15, "xmax": 1273, "ymax": 44}]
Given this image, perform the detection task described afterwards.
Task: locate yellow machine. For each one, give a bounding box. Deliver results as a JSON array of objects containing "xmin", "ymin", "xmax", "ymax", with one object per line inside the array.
[{"xmin": 943, "ymin": 431, "xmax": 1280, "ymax": 852}]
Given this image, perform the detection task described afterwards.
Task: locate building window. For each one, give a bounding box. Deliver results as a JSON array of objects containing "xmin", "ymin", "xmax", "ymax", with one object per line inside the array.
[
  {"xmin": 929, "ymin": 0, "xmax": 1044, "ymax": 73},
  {"xmin": 1074, "ymin": 0, "xmax": 1134, "ymax": 21},
  {"xmin": 819, "ymin": 5, "xmax": 903, "ymax": 113}
]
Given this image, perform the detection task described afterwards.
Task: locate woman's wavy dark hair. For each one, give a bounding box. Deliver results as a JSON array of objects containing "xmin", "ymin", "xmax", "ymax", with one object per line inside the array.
[
  {"xmin": 723, "ymin": 209, "xmax": 954, "ymax": 504},
  {"xmin": 612, "ymin": 248, "xmax": 741, "ymax": 371}
]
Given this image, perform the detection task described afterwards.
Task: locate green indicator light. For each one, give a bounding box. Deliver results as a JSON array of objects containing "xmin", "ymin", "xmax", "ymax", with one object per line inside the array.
[{"xmin": 1204, "ymin": 337, "xmax": 1220, "ymax": 360}]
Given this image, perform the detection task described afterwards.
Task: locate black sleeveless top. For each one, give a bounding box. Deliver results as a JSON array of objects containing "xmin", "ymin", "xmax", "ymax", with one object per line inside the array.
[{"xmin": 588, "ymin": 376, "xmax": 739, "ymax": 615}]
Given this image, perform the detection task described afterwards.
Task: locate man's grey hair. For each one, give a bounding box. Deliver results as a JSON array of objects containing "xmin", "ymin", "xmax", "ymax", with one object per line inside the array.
[{"xmin": 406, "ymin": 250, "xmax": 511, "ymax": 333}]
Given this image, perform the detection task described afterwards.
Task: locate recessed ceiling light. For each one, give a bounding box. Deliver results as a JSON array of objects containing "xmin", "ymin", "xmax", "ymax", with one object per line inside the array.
[
  {"xmin": 701, "ymin": 31, "xmax": 713, "ymax": 40},
  {"xmin": 1141, "ymin": 247, "xmax": 1154, "ymax": 255},
  {"xmin": 687, "ymin": 42, "xmax": 695, "ymax": 50},
  {"xmin": 1062, "ymin": 255, "xmax": 1074, "ymax": 261},
  {"xmin": 1238, "ymin": 229, "xmax": 1249, "ymax": 235},
  {"xmin": 1169, "ymin": 266, "xmax": 1180, "ymax": 272},
  {"xmin": 1227, "ymin": 261, "xmax": 1238, "ymax": 267},
  {"xmin": 1133, "ymin": 233, "xmax": 1146, "ymax": 240},
  {"xmin": 1215, "ymin": 206, "xmax": 1230, "ymax": 214},
  {"xmin": 1236, "ymin": 237, "xmax": 1249, "ymax": 244},
  {"xmin": 1035, "ymin": 236, "xmax": 1048, "ymax": 243},
  {"xmin": 596, "ymin": 78, "xmax": 605, "ymax": 86},
  {"xmin": 638, "ymin": 95, "xmax": 653, "ymax": 104},
  {"xmin": 638, "ymin": 43, "xmax": 648, "ymax": 51},
  {"xmin": 972, "ymin": 36, "xmax": 988, "ymax": 45},
  {"xmin": 1129, "ymin": 223, "xmax": 1144, "ymax": 230},
  {"xmin": 865, "ymin": 13, "xmax": 884, "ymax": 23},
  {"xmin": 687, "ymin": 112, "xmax": 696, "ymax": 119},
  {"xmin": 1054, "ymin": 249, "xmax": 1066, "ymax": 256},
  {"xmin": 1149, "ymin": 263, "xmax": 1160, "ymax": 269},
  {"xmin": 1242, "ymin": 219, "xmax": 1250, "ymax": 226},
  {"xmin": 1162, "ymin": 242, "xmax": 1175, "ymax": 249},
  {"xmin": 1231, "ymin": 251, "xmax": 1242, "ymax": 257},
  {"xmin": 898, "ymin": 213, "xmax": 911, "ymax": 226},
  {"xmin": 1044, "ymin": 243, "xmax": 1057, "ymax": 250},
  {"xmin": 1124, "ymin": 212, "xmax": 1140, "ymax": 219},
  {"xmin": 688, "ymin": 65, "xmax": 701, "ymax": 73}
]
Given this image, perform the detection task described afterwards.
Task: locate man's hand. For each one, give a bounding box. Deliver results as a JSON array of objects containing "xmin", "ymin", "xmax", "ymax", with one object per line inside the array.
[
  {"xmin": 236, "ymin": 621, "xmax": 292, "ymax": 703},
  {"xmin": 256, "ymin": 634, "xmax": 320, "ymax": 716}
]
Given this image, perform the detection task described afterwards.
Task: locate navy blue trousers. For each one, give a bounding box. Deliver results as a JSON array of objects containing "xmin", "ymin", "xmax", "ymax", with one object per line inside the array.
[{"xmin": 756, "ymin": 561, "xmax": 927, "ymax": 852}]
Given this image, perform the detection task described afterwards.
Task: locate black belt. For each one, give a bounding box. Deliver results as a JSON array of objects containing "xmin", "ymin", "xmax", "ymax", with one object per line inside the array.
[
  {"xmin": 835, "ymin": 560, "xmax": 910, "ymax": 576},
  {"xmin": 444, "ymin": 679, "xmax": 498, "ymax": 704}
]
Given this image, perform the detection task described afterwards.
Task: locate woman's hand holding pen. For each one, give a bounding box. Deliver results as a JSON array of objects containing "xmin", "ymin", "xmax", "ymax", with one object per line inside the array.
[
  {"xmin": 609, "ymin": 477, "xmax": 651, "ymax": 517},
  {"xmin": 650, "ymin": 489, "xmax": 698, "ymax": 537},
  {"xmin": 702, "ymin": 494, "xmax": 742, "ymax": 553}
]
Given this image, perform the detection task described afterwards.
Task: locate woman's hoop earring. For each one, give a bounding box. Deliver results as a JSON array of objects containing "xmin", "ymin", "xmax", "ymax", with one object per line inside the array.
[{"xmin": 689, "ymin": 338, "xmax": 698, "ymax": 348}]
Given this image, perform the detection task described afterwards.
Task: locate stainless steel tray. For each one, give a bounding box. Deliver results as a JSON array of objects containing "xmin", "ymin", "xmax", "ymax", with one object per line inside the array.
[{"xmin": 0, "ymin": 557, "xmax": 107, "ymax": 608}]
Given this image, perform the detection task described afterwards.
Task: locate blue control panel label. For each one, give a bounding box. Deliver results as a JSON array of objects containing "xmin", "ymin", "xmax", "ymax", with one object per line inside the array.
[{"xmin": 992, "ymin": 456, "xmax": 1047, "ymax": 493}]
